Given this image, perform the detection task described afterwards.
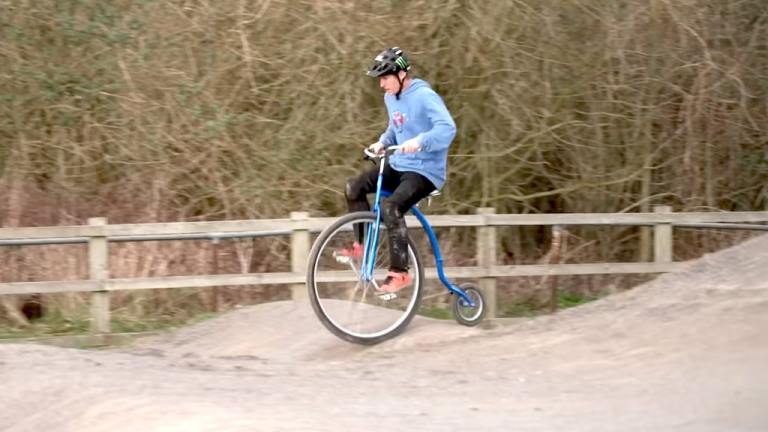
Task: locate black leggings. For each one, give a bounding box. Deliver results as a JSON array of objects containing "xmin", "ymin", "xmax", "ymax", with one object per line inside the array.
[{"xmin": 345, "ymin": 162, "xmax": 436, "ymax": 272}]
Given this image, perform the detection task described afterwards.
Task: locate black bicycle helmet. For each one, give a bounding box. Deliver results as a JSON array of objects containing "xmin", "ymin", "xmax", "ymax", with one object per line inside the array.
[
  {"xmin": 366, "ymin": 46, "xmax": 411, "ymax": 77},
  {"xmin": 367, "ymin": 47, "xmax": 411, "ymax": 99}
]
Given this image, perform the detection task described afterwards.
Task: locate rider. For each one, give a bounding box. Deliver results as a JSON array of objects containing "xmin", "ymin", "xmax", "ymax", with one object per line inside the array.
[{"xmin": 341, "ymin": 46, "xmax": 457, "ymax": 293}]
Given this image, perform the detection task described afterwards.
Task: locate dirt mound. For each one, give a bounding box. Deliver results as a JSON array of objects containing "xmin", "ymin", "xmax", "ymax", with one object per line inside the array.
[
  {"xmin": 1, "ymin": 234, "xmax": 767, "ymax": 431},
  {"xmin": 127, "ymin": 299, "xmax": 486, "ymax": 362}
]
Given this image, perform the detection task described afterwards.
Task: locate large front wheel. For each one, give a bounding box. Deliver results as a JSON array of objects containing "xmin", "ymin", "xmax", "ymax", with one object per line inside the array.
[{"xmin": 307, "ymin": 212, "xmax": 424, "ymax": 345}]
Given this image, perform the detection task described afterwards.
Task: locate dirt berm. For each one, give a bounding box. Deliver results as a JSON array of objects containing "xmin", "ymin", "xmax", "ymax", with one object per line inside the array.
[{"xmin": 2, "ymin": 235, "xmax": 767, "ymax": 431}]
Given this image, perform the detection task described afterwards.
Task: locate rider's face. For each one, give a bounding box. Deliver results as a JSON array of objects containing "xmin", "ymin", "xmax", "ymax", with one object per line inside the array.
[{"xmin": 379, "ymin": 72, "xmax": 406, "ymax": 96}]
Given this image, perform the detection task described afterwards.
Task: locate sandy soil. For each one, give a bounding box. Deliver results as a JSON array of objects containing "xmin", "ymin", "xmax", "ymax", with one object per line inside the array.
[{"xmin": 2, "ymin": 235, "xmax": 768, "ymax": 431}]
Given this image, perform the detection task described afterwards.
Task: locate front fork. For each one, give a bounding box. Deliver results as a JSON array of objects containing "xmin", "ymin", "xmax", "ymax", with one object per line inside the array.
[{"xmin": 360, "ymin": 212, "xmax": 382, "ymax": 282}]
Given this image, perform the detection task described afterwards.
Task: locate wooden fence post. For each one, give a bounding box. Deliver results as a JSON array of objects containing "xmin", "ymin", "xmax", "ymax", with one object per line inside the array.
[
  {"xmin": 210, "ymin": 238, "xmax": 221, "ymax": 312},
  {"xmin": 547, "ymin": 225, "xmax": 565, "ymax": 313},
  {"xmin": 290, "ymin": 212, "xmax": 310, "ymax": 300},
  {"xmin": 476, "ymin": 207, "xmax": 497, "ymax": 319},
  {"xmin": 88, "ymin": 217, "xmax": 110, "ymax": 333},
  {"xmin": 654, "ymin": 206, "xmax": 673, "ymax": 264}
]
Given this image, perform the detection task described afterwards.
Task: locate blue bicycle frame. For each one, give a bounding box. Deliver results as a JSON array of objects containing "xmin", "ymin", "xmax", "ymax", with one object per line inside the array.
[{"xmin": 359, "ymin": 153, "xmax": 476, "ymax": 307}]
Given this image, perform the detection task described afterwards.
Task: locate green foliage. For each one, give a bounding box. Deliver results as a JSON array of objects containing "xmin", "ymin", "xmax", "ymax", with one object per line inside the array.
[
  {"xmin": 502, "ymin": 291, "xmax": 602, "ymax": 318},
  {"xmin": 0, "ymin": 311, "xmax": 91, "ymax": 339},
  {"xmin": 0, "ymin": 308, "xmax": 220, "ymax": 339},
  {"xmin": 418, "ymin": 291, "xmax": 602, "ymax": 320},
  {"xmin": 502, "ymin": 302, "xmax": 540, "ymax": 319},
  {"xmin": 419, "ymin": 305, "xmax": 453, "ymax": 320},
  {"xmin": 556, "ymin": 292, "xmax": 600, "ymax": 309}
]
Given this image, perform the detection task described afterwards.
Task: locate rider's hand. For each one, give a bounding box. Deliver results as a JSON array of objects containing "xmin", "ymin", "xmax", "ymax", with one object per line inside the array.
[
  {"xmin": 367, "ymin": 142, "xmax": 385, "ymax": 155},
  {"xmin": 401, "ymin": 137, "xmax": 421, "ymax": 153}
]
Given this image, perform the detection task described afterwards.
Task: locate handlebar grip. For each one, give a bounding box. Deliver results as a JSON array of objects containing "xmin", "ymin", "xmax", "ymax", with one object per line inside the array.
[{"xmin": 362, "ymin": 144, "xmax": 407, "ymax": 161}]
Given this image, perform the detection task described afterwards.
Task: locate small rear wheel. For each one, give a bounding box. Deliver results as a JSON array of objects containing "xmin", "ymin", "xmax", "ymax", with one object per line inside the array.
[{"xmin": 452, "ymin": 283, "xmax": 485, "ymax": 326}]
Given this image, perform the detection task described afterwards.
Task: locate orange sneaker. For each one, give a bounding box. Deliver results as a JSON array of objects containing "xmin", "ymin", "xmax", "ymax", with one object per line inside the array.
[
  {"xmin": 379, "ymin": 270, "xmax": 412, "ymax": 293},
  {"xmin": 336, "ymin": 242, "xmax": 363, "ymax": 259}
]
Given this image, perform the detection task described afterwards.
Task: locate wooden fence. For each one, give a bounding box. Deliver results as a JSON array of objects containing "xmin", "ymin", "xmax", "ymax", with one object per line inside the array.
[{"xmin": 2, "ymin": 206, "xmax": 767, "ymax": 333}]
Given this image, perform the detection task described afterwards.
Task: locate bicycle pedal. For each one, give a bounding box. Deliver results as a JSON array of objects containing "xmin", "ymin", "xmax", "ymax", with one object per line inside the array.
[
  {"xmin": 333, "ymin": 252, "xmax": 352, "ymax": 264},
  {"xmin": 377, "ymin": 292, "xmax": 397, "ymax": 301}
]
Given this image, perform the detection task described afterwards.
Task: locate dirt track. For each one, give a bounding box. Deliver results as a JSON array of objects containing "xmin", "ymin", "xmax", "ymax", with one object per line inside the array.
[{"xmin": 2, "ymin": 235, "xmax": 768, "ymax": 431}]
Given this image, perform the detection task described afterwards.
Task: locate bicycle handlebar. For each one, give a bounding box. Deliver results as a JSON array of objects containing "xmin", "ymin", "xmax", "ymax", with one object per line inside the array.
[{"xmin": 363, "ymin": 144, "xmax": 407, "ymax": 160}]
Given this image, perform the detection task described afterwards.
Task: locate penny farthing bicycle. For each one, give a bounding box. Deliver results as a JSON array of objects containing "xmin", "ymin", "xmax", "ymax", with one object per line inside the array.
[{"xmin": 306, "ymin": 145, "xmax": 485, "ymax": 345}]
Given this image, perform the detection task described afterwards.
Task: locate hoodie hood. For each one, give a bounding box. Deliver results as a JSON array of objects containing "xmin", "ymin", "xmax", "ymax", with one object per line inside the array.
[{"xmin": 400, "ymin": 78, "xmax": 430, "ymax": 95}]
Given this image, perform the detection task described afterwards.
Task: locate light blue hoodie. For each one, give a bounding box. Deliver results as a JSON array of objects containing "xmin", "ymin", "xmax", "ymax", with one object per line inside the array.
[{"xmin": 378, "ymin": 78, "xmax": 456, "ymax": 189}]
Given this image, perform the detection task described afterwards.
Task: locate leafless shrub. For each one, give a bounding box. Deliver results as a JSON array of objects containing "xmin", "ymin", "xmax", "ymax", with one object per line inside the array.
[{"xmin": 1, "ymin": 0, "xmax": 766, "ymax": 323}]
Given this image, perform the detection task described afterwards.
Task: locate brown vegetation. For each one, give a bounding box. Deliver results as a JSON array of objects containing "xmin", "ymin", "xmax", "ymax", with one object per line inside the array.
[{"xmin": 1, "ymin": 0, "xmax": 766, "ymax": 324}]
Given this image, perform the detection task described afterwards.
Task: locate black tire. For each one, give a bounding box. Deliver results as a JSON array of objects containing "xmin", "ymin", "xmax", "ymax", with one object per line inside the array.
[
  {"xmin": 452, "ymin": 283, "xmax": 486, "ymax": 326},
  {"xmin": 307, "ymin": 211, "xmax": 424, "ymax": 345}
]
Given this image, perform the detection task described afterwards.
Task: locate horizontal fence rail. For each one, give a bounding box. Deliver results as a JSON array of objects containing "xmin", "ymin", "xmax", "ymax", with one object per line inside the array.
[
  {"xmin": 3, "ymin": 211, "xmax": 768, "ymax": 241},
  {"xmin": 1, "ymin": 206, "xmax": 767, "ymax": 333},
  {"xmin": 0, "ymin": 230, "xmax": 295, "ymax": 246}
]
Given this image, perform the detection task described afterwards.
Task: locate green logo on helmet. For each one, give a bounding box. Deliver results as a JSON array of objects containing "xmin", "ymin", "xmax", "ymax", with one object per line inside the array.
[{"xmin": 395, "ymin": 57, "xmax": 408, "ymax": 70}]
